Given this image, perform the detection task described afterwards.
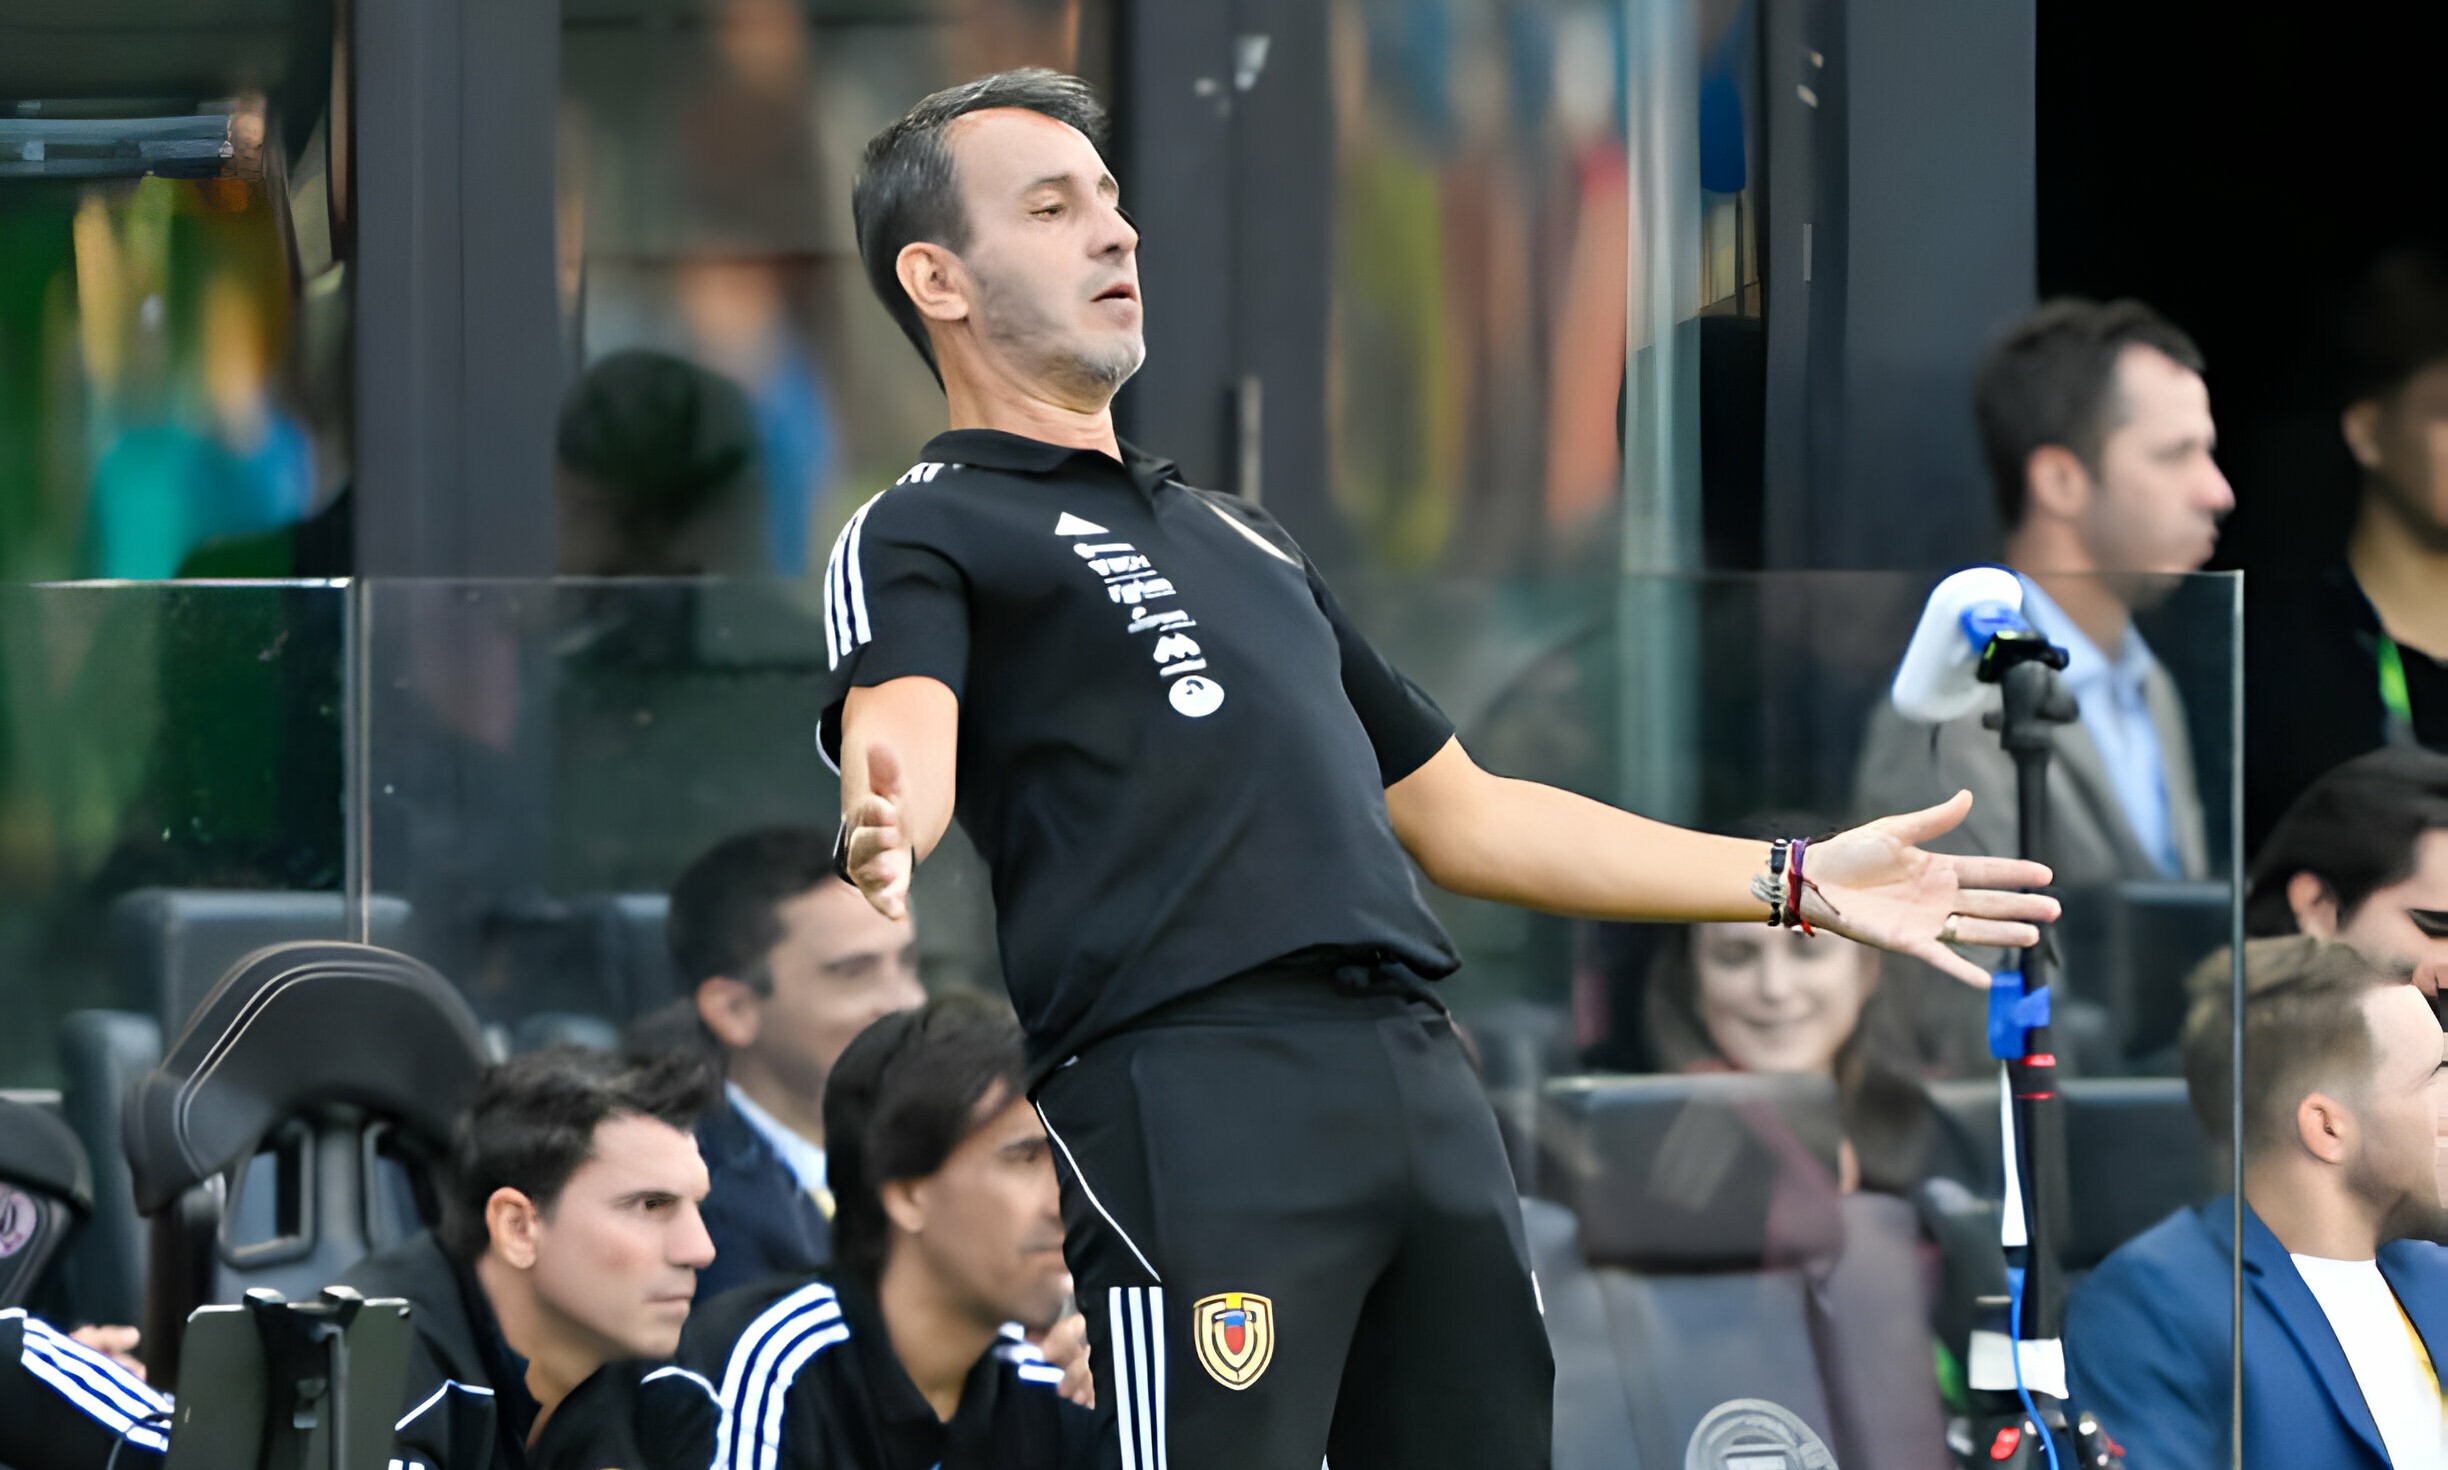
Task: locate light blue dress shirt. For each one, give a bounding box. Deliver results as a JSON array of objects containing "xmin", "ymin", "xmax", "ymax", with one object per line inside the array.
[
  {"xmin": 725, "ymin": 1080, "xmax": 830, "ymax": 1198},
  {"xmin": 2019, "ymin": 577, "xmax": 2182, "ymax": 876}
]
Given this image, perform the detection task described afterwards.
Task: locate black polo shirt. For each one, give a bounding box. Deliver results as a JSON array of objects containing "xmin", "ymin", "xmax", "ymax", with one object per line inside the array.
[
  {"xmin": 679, "ymin": 1273, "xmax": 1098, "ymax": 1470},
  {"xmin": 2243, "ymin": 560, "xmax": 2448, "ymax": 853},
  {"xmin": 815, "ymin": 430, "xmax": 1459, "ymax": 1077}
]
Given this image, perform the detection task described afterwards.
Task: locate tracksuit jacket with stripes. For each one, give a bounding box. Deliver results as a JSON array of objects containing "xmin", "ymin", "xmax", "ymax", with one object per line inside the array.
[
  {"xmin": 0, "ymin": 1307, "xmax": 170, "ymax": 1470},
  {"xmin": 341, "ymin": 1232, "xmax": 720, "ymax": 1470},
  {"xmin": 680, "ymin": 1272, "xmax": 1099, "ymax": 1470}
]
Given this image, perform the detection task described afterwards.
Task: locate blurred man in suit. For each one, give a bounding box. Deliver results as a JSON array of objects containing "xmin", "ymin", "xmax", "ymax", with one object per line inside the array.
[
  {"xmin": 668, "ymin": 827, "xmax": 925, "ymax": 1298},
  {"xmin": 2067, "ymin": 938, "xmax": 2448, "ymax": 1470},
  {"xmin": 1856, "ymin": 299, "xmax": 2232, "ymax": 888}
]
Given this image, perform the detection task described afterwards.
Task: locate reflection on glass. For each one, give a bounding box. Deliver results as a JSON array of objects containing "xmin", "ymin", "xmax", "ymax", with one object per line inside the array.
[
  {"xmin": 0, "ymin": 94, "xmax": 344, "ymax": 582},
  {"xmin": 0, "ymin": 584, "xmax": 344, "ymax": 1088},
  {"xmin": 558, "ymin": 0, "xmax": 1107, "ymax": 576},
  {"xmin": 359, "ymin": 579, "xmax": 1001, "ymax": 1043},
  {"xmin": 1327, "ymin": 0, "xmax": 1639, "ymax": 573}
]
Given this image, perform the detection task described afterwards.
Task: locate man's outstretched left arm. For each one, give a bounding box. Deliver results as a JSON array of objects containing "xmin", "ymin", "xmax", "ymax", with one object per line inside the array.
[{"xmin": 1385, "ymin": 737, "xmax": 2058, "ymax": 988}]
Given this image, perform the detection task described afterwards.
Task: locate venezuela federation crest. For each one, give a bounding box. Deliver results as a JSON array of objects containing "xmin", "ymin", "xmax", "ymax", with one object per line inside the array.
[{"xmin": 1191, "ymin": 1292, "xmax": 1275, "ymax": 1389}]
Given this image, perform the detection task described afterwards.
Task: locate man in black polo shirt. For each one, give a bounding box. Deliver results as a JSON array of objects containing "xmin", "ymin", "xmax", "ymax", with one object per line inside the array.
[
  {"xmin": 2245, "ymin": 248, "xmax": 2448, "ymax": 854},
  {"xmin": 825, "ymin": 69, "xmax": 2059, "ymax": 1470},
  {"xmin": 683, "ymin": 994, "xmax": 1096, "ymax": 1470},
  {"xmin": 346, "ymin": 1047, "xmax": 724, "ymax": 1470}
]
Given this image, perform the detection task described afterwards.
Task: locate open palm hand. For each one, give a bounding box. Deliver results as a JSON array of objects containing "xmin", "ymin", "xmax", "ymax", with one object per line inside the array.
[{"xmin": 1802, "ymin": 790, "xmax": 2060, "ymax": 987}]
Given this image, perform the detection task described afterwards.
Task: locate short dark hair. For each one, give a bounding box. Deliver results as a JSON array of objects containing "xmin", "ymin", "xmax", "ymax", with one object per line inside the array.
[
  {"xmin": 1973, "ymin": 298, "xmax": 2207, "ymax": 527},
  {"xmin": 438, "ymin": 1046, "xmax": 720, "ymax": 1263},
  {"xmin": 852, "ymin": 69, "xmax": 1111, "ymax": 380},
  {"xmin": 667, "ymin": 826, "xmax": 846, "ymax": 995},
  {"xmin": 2342, "ymin": 248, "xmax": 2448, "ymax": 405},
  {"xmin": 823, "ymin": 993, "xmax": 1027, "ymax": 1281},
  {"xmin": 2245, "ymin": 747, "xmax": 2448, "ymax": 936},
  {"xmin": 2180, "ymin": 936, "xmax": 2399, "ymax": 1159},
  {"xmin": 557, "ymin": 350, "xmax": 763, "ymax": 530}
]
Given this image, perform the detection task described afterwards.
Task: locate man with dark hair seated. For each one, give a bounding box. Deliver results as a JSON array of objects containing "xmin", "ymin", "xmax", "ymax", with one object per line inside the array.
[
  {"xmin": 344, "ymin": 1047, "xmax": 726, "ymax": 1470},
  {"xmin": 664, "ymin": 826, "xmax": 925, "ymax": 1299},
  {"xmin": 2245, "ymin": 745, "xmax": 2448, "ymax": 972},
  {"xmin": 682, "ymin": 993, "xmax": 1096, "ymax": 1469},
  {"xmin": 2066, "ymin": 937, "xmax": 2448, "ymax": 1469}
]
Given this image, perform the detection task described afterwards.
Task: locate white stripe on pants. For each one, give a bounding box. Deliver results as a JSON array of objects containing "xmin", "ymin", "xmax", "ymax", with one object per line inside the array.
[{"xmin": 1109, "ymin": 1286, "xmax": 1169, "ymax": 1470}]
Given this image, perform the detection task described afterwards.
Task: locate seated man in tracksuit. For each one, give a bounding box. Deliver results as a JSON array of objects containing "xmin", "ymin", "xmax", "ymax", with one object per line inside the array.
[
  {"xmin": 0, "ymin": 1312, "xmax": 168, "ymax": 1470},
  {"xmin": 345, "ymin": 1047, "xmax": 726, "ymax": 1470},
  {"xmin": 682, "ymin": 993, "xmax": 1097, "ymax": 1470}
]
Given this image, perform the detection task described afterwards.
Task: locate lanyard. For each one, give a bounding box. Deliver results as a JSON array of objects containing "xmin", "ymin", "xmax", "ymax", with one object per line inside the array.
[{"xmin": 2380, "ymin": 631, "xmax": 2417, "ymax": 744}]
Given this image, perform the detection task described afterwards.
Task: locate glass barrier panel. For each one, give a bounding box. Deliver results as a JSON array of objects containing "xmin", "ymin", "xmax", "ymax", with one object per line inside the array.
[
  {"xmin": 357, "ymin": 578, "xmax": 1000, "ymax": 1052},
  {"xmin": 0, "ymin": 570, "xmax": 2255, "ymax": 1467},
  {"xmin": 1345, "ymin": 566, "xmax": 2243, "ymax": 1468},
  {"xmin": 0, "ymin": 581, "xmax": 346, "ymax": 1087}
]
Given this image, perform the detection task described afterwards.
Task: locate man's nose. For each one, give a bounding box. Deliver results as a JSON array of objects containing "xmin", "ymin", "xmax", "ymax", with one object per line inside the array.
[
  {"xmin": 877, "ymin": 970, "xmax": 925, "ymax": 1019},
  {"xmin": 2201, "ymin": 460, "xmax": 2236, "ymax": 514},
  {"xmin": 1096, "ymin": 200, "xmax": 1138, "ymax": 258},
  {"xmin": 1034, "ymin": 1153, "xmax": 1065, "ymax": 1223},
  {"xmin": 674, "ymin": 1203, "xmax": 718, "ymax": 1269}
]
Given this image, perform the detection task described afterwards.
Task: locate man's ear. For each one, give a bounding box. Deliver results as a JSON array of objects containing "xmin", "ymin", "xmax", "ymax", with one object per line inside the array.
[
  {"xmin": 2295, "ymin": 1091, "xmax": 2356, "ymax": 1166},
  {"xmin": 2342, "ymin": 400, "xmax": 2384, "ymax": 473},
  {"xmin": 695, "ymin": 978, "xmax": 762, "ymax": 1051},
  {"xmin": 486, "ymin": 1187, "xmax": 544, "ymax": 1270},
  {"xmin": 897, "ymin": 242, "xmax": 971, "ymax": 326},
  {"xmin": 2288, "ymin": 871, "xmax": 2342, "ymax": 939},
  {"xmin": 2024, "ymin": 444, "xmax": 2093, "ymax": 522},
  {"xmin": 880, "ymin": 1177, "xmax": 928, "ymax": 1239}
]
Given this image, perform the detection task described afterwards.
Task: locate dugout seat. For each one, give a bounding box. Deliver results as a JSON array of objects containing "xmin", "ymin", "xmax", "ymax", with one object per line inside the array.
[
  {"xmin": 0, "ymin": 1096, "xmax": 92, "ymax": 1310},
  {"xmin": 1533, "ymin": 1073, "xmax": 1950, "ymax": 1470},
  {"xmin": 111, "ymin": 889, "xmax": 414, "ymax": 1038},
  {"xmin": 122, "ymin": 941, "xmax": 487, "ymax": 1389},
  {"xmin": 468, "ymin": 892, "xmax": 682, "ymax": 1036},
  {"xmin": 55, "ymin": 1012, "xmax": 163, "ymax": 1330},
  {"xmin": 1921, "ymin": 1076, "xmax": 2214, "ymax": 1290}
]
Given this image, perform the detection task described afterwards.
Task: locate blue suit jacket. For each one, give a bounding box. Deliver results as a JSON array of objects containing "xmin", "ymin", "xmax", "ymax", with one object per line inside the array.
[
  {"xmin": 2067, "ymin": 1197, "xmax": 2448, "ymax": 1470},
  {"xmin": 694, "ymin": 1099, "xmax": 832, "ymax": 1302}
]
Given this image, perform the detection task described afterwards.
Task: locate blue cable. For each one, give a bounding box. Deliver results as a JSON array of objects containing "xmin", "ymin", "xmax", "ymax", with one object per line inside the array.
[{"xmin": 2007, "ymin": 1265, "xmax": 2066, "ymax": 1470}]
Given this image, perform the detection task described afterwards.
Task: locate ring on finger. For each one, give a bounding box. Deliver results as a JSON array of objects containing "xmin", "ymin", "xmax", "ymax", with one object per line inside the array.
[{"xmin": 1938, "ymin": 914, "xmax": 1962, "ymax": 946}]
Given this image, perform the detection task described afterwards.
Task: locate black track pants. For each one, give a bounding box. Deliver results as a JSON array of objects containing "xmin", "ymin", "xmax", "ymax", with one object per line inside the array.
[{"xmin": 1031, "ymin": 971, "xmax": 1554, "ymax": 1470}]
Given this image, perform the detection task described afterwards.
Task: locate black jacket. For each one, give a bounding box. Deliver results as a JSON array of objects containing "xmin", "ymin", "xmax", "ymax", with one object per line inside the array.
[
  {"xmin": 679, "ymin": 1273, "xmax": 1099, "ymax": 1470},
  {"xmin": 341, "ymin": 1233, "xmax": 718, "ymax": 1470},
  {"xmin": 696, "ymin": 1098, "xmax": 831, "ymax": 1302},
  {"xmin": 0, "ymin": 1309, "xmax": 169, "ymax": 1470}
]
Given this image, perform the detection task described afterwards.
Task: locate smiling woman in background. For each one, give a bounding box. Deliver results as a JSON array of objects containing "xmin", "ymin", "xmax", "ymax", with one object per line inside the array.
[{"xmin": 1643, "ymin": 815, "xmax": 1936, "ymax": 1196}]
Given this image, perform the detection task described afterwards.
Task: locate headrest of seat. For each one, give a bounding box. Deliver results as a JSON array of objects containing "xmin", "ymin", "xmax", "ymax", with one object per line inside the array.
[
  {"xmin": 0, "ymin": 1097, "xmax": 92, "ymax": 1216},
  {"xmin": 2063, "ymin": 1078, "xmax": 2212, "ymax": 1267},
  {"xmin": 1538, "ymin": 1072, "xmax": 1845, "ymax": 1271},
  {"xmin": 124, "ymin": 942, "xmax": 487, "ymax": 1216},
  {"xmin": 113, "ymin": 888, "xmax": 414, "ymax": 1035}
]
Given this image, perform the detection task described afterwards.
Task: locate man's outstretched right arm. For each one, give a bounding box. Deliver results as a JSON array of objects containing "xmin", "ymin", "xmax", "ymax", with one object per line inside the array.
[{"xmin": 839, "ymin": 677, "xmax": 959, "ymax": 920}]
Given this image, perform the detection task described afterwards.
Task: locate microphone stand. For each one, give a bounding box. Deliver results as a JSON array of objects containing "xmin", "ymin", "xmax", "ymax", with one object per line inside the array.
[{"xmin": 1963, "ymin": 632, "xmax": 2120, "ymax": 1469}]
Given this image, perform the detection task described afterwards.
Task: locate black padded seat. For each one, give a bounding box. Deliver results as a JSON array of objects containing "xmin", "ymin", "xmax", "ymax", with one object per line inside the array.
[
  {"xmin": 122, "ymin": 941, "xmax": 486, "ymax": 1388},
  {"xmin": 1535, "ymin": 1073, "xmax": 1950, "ymax": 1470},
  {"xmin": 0, "ymin": 1096, "xmax": 93, "ymax": 1308},
  {"xmin": 56, "ymin": 1011, "xmax": 162, "ymax": 1329},
  {"xmin": 1922, "ymin": 1076, "xmax": 2213, "ymax": 1281},
  {"xmin": 111, "ymin": 889, "xmax": 413, "ymax": 1038}
]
